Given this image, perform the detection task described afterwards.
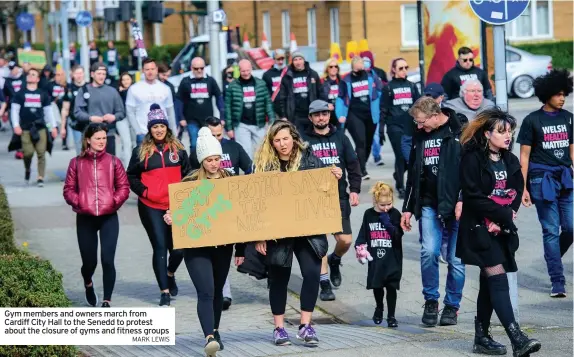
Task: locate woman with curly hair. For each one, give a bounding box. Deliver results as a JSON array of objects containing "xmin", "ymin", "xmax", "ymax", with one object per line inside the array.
[
  {"xmin": 127, "ymin": 104, "xmax": 191, "ymax": 306},
  {"xmin": 517, "ymin": 69, "xmax": 573, "ymax": 297},
  {"xmin": 252, "ymin": 120, "xmax": 342, "ymax": 347},
  {"xmin": 458, "ymin": 108, "xmax": 541, "ymax": 356}
]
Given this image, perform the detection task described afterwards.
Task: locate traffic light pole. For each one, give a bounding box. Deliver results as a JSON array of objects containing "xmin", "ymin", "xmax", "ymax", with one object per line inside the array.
[
  {"xmin": 493, "ymin": 25, "xmax": 508, "ymax": 112},
  {"xmin": 135, "ymin": 0, "xmax": 144, "ymax": 73},
  {"xmin": 78, "ymin": 0, "xmax": 90, "ymax": 82},
  {"xmin": 60, "ymin": 0, "xmax": 71, "ymax": 80},
  {"xmin": 208, "ymin": 0, "xmax": 221, "ymax": 91}
]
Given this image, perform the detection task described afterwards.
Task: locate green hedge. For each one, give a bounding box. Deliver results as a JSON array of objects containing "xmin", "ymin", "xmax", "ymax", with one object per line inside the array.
[
  {"xmin": 513, "ymin": 40, "xmax": 573, "ymax": 70},
  {"xmin": 0, "ymin": 184, "xmax": 78, "ymax": 357}
]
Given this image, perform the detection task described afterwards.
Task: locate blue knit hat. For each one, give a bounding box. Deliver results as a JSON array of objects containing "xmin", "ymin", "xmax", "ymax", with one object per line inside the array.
[{"xmin": 147, "ymin": 103, "xmax": 169, "ymax": 131}]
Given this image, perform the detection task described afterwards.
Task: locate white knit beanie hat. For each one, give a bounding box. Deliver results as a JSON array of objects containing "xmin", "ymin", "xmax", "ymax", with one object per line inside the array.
[{"xmin": 196, "ymin": 127, "xmax": 223, "ymax": 163}]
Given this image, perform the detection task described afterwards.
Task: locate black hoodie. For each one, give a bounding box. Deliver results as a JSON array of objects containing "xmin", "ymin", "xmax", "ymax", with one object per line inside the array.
[
  {"xmin": 440, "ymin": 62, "xmax": 493, "ymax": 100},
  {"xmin": 303, "ymin": 124, "xmax": 362, "ymax": 200}
]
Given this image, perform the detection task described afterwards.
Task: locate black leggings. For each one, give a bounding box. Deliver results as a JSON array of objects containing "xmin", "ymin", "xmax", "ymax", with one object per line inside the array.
[
  {"xmin": 77, "ymin": 213, "xmax": 119, "ymax": 301},
  {"xmin": 269, "ymin": 238, "xmax": 322, "ymax": 315},
  {"xmin": 387, "ymin": 129, "xmax": 406, "ymax": 190},
  {"xmin": 184, "ymin": 245, "xmax": 233, "ymax": 337},
  {"xmin": 373, "ymin": 287, "xmax": 397, "ymax": 317},
  {"xmin": 346, "ymin": 111, "xmax": 377, "ymax": 174},
  {"xmin": 138, "ymin": 201, "xmax": 184, "ymax": 291}
]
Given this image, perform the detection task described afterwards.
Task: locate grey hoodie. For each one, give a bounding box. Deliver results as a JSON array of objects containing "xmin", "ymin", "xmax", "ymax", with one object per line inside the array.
[{"xmin": 444, "ymin": 97, "xmax": 495, "ymax": 122}]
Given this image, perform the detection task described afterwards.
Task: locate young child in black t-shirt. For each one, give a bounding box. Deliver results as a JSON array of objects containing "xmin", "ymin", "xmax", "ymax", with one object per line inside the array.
[{"xmin": 355, "ymin": 181, "xmax": 404, "ymax": 327}]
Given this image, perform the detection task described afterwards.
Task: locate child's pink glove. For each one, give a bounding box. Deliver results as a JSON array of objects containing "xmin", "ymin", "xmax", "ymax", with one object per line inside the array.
[{"xmin": 355, "ymin": 244, "xmax": 373, "ymax": 265}]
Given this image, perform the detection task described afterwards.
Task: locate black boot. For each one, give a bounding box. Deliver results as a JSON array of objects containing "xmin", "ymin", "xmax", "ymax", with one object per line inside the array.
[
  {"xmin": 505, "ymin": 322, "xmax": 541, "ymax": 357},
  {"xmin": 472, "ymin": 317, "xmax": 507, "ymax": 355}
]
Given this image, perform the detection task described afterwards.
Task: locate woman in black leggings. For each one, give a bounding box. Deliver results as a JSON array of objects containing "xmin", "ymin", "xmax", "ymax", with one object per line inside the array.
[
  {"xmin": 457, "ymin": 109, "xmax": 541, "ymax": 356},
  {"xmin": 164, "ymin": 127, "xmax": 244, "ymax": 357},
  {"xmin": 251, "ymin": 120, "xmax": 342, "ymax": 347},
  {"xmin": 127, "ymin": 104, "xmax": 191, "ymax": 306},
  {"xmin": 63, "ymin": 123, "xmax": 130, "ymax": 307},
  {"xmin": 381, "ymin": 58, "xmax": 420, "ymax": 198}
]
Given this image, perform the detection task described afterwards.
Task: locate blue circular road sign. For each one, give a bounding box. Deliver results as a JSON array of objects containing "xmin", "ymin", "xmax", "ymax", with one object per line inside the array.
[
  {"xmin": 75, "ymin": 10, "xmax": 93, "ymax": 27},
  {"xmin": 16, "ymin": 13, "xmax": 35, "ymax": 32},
  {"xmin": 469, "ymin": 0, "xmax": 531, "ymax": 25}
]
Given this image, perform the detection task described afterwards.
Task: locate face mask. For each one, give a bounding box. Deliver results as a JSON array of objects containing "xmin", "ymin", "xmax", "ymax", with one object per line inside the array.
[{"xmin": 363, "ymin": 59, "xmax": 372, "ymax": 70}]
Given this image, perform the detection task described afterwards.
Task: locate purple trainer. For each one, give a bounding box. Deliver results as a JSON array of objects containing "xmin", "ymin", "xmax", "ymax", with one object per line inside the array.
[
  {"xmin": 297, "ymin": 324, "xmax": 319, "ymax": 345},
  {"xmin": 273, "ymin": 327, "xmax": 291, "ymax": 346}
]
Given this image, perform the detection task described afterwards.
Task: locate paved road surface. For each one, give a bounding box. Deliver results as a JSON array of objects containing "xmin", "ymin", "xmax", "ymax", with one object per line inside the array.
[{"xmin": 0, "ymin": 97, "xmax": 572, "ymax": 356}]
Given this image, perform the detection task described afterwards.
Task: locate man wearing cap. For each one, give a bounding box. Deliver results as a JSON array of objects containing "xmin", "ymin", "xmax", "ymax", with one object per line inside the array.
[
  {"xmin": 275, "ymin": 52, "xmax": 326, "ymax": 134},
  {"xmin": 74, "ymin": 62, "xmax": 125, "ymax": 155},
  {"xmin": 302, "ymin": 99, "xmax": 362, "ymax": 301},
  {"xmin": 225, "ymin": 59, "xmax": 275, "ymax": 158},
  {"xmin": 262, "ymin": 49, "xmax": 287, "ymax": 97}
]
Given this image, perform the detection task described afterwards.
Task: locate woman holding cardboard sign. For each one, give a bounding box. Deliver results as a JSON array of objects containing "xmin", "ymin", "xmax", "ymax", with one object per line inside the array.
[
  {"xmin": 251, "ymin": 120, "xmax": 342, "ymax": 347},
  {"xmin": 163, "ymin": 126, "xmax": 245, "ymax": 357},
  {"xmin": 126, "ymin": 104, "xmax": 191, "ymax": 307}
]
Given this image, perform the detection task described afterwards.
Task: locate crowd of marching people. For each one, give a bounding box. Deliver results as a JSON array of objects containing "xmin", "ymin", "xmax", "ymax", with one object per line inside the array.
[{"xmin": 1, "ymin": 44, "xmax": 571, "ymax": 357}]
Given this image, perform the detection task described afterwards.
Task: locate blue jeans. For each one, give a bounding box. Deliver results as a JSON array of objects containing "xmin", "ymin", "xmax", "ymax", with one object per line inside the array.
[
  {"xmin": 530, "ymin": 177, "xmax": 573, "ymax": 284},
  {"xmin": 372, "ymin": 123, "xmax": 382, "ymax": 162},
  {"xmin": 401, "ymin": 135, "xmax": 412, "ymax": 165},
  {"xmin": 420, "ymin": 206, "xmax": 465, "ymax": 309},
  {"xmin": 186, "ymin": 122, "xmax": 200, "ymax": 151}
]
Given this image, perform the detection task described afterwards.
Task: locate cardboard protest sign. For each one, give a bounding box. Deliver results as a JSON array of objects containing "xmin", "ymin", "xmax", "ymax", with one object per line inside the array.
[
  {"xmin": 17, "ymin": 49, "xmax": 46, "ymax": 69},
  {"xmin": 168, "ymin": 168, "xmax": 342, "ymax": 249}
]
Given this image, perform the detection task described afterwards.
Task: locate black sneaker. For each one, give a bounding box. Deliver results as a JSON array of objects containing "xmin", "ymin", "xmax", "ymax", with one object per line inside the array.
[
  {"xmin": 439, "ymin": 305, "xmax": 458, "ymax": 326},
  {"xmin": 319, "ymin": 280, "xmax": 336, "ymax": 301},
  {"xmin": 25, "ymin": 171, "xmax": 30, "ymax": 183},
  {"xmin": 328, "ymin": 253, "xmax": 342, "ymax": 287},
  {"xmin": 101, "ymin": 302, "xmax": 111, "ymax": 308},
  {"xmin": 372, "ymin": 306, "xmax": 383, "ymax": 325},
  {"xmin": 398, "ymin": 188, "xmax": 405, "ymax": 200},
  {"xmin": 387, "ymin": 316, "xmax": 398, "ymax": 328},
  {"xmin": 167, "ymin": 275, "xmax": 178, "ymax": 296},
  {"xmin": 214, "ymin": 330, "xmax": 224, "ymax": 350},
  {"xmin": 362, "ymin": 171, "xmax": 371, "ymax": 180},
  {"xmin": 159, "ymin": 292, "xmax": 171, "ymax": 306},
  {"xmin": 222, "ymin": 297, "xmax": 232, "ymax": 311},
  {"xmin": 37, "ymin": 179, "xmax": 44, "ymax": 187},
  {"xmin": 422, "ymin": 300, "xmax": 439, "ymax": 327},
  {"xmin": 62, "ymin": 145, "xmax": 70, "ymax": 151},
  {"xmin": 204, "ymin": 336, "xmax": 220, "ymax": 357},
  {"xmin": 85, "ymin": 284, "xmax": 98, "ymax": 307}
]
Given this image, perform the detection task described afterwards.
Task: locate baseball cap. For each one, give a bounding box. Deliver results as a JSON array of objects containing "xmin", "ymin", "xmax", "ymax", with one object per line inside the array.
[
  {"xmin": 90, "ymin": 62, "xmax": 107, "ymax": 72},
  {"xmin": 8, "ymin": 61, "xmax": 17, "ymax": 70},
  {"xmin": 309, "ymin": 100, "xmax": 331, "ymax": 114},
  {"xmin": 423, "ymin": 83, "xmax": 445, "ymax": 99},
  {"xmin": 274, "ymin": 48, "xmax": 286, "ymax": 59}
]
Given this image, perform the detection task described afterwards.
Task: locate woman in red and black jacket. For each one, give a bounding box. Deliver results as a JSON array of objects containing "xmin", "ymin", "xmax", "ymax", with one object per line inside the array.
[
  {"xmin": 63, "ymin": 123, "xmax": 130, "ymax": 308},
  {"xmin": 127, "ymin": 103, "xmax": 191, "ymax": 307}
]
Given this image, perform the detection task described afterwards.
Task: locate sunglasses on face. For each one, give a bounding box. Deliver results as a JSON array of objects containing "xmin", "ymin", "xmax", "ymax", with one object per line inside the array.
[
  {"xmin": 329, "ymin": 65, "xmax": 339, "ymax": 69},
  {"xmin": 276, "ymin": 57, "xmax": 285, "ymax": 61},
  {"xmin": 193, "ymin": 67, "xmax": 204, "ymax": 71},
  {"xmin": 398, "ymin": 66, "xmax": 409, "ymax": 71},
  {"xmin": 461, "ymin": 58, "xmax": 474, "ymax": 63}
]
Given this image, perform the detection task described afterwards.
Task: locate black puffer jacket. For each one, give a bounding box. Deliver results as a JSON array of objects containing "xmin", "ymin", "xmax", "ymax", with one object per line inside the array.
[{"xmin": 263, "ymin": 147, "xmax": 329, "ymax": 267}]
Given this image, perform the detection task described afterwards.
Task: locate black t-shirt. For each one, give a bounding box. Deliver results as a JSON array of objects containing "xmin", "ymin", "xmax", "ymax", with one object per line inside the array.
[
  {"xmin": 280, "ymin": 159, "xmax": 289, "ymax": 172},
  {"xmin": 178, "ymin": 76, "xmax": 221, "ymax": 125},
  {"xmin": 89, "ymin": 48, "xmax": 100, "ymax": 65},
  {"xmin": 349, "ymin": 71, "xmax": 371, "ymax": 116},
  {"xmin": 190, "ymin": 139, "xmax": 252, "ymax": 176},
  {"xmin": 421, "ymin": 122, "xmax": 450, "ymax": 207},
  {"xmin": 490, "ymin": 158, "xmax": 508, "ymax": 197},
  {"xmin": 517, "ymin": 108, "xmax": 573, "ymax": 170},
  {"xmin": 325, "ymin": 78, "xmax": 339, "ymax": 105},
  {"xmin": 106, "ymin": 48, "xmax": 117, "ymax": 66},
  {"xmin": 240, "ymin": 76, "xmax": 256, "ymax": 125},
  {"xmin": 46, "ymin": 82, "xmax": 67, "ymax": 110},
  {"xmin": 13, "ymin": 87, "xmax": 51, "ymax": 130},
  {"xmin": 292, "ymin": 70, "xmax": 310, "ymax": 118}
]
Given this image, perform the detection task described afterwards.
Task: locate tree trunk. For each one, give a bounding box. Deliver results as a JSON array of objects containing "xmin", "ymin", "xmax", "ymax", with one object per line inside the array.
[{"xmin": 42, "ymin": 13, "xmax": 51, "ymax": 66}]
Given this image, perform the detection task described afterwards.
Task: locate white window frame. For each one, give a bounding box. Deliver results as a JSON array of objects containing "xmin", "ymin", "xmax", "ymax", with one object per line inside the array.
[
  {"xmin": 281, "ymin": 11, "xmax": 290, "ymax": 48},
  {"xmin": 307, "ymin": 8, "xmax": 317, "ymax": 47},
  {"xmin": 505, "ymin": 0, "xmax": 553, "ymax": 41},
  {"xmin": 262, "ymin": 11, "xmax": 271, "ymax": 47},
  {"xmin": 400, "ymin": 4, "xmax": 419, "ymax": 48},
  {"xmin": 329, "ymin": 8, "xmax": 340, "ymax": 44}
]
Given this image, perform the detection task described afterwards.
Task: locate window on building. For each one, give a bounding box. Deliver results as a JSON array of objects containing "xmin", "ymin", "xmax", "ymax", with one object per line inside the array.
[
  {"xmin": 400, "ymin": 4, "xmax": 419, "ymax": 47},
  {"xmin": 307, "ymin": 8, "xmax": 317, "ymax": 47},
  {"xmin": 263, "ymin": 11, "xmax": 271, "ymax": 47},
  {"xmin": 282, "ymin": 11, "xmax": 290, "ymax": 47},
  {"xmin": 329, "ymin": 8, "xmax": 340, "ymax": 44},
  {"xmin": 505, "ymin": 0, "xmax": 552, "ymax": 40}
]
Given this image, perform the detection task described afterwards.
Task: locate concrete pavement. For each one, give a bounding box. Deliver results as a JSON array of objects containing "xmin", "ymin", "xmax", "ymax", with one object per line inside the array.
[{"xmin": 0, "ymin": 97, "xmax": 572, "ymax": 356}]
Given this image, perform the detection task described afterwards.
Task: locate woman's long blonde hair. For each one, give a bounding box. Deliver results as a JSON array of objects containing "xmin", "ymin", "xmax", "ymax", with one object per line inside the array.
[
  {"xmin": 322, "ymin": 58, "xmax": 339, "ymax": 80},
  {"xmin": 138, "ymin": 126, "xmax": 185, "ymax": 162},
  {"xmin": 183, "ymin": 166, "xmax": 231, "ymax": 182},
  {"xmin": 253, "ymin": 121, "xmax": 308, "ymax": 173}
]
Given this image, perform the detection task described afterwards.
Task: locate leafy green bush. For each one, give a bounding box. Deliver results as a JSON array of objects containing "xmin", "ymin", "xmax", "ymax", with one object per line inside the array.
[
  {"xmin": 514, "ymin": 40, "xmax": 573, "ymax": 70},
  {"xmin": 0, "ymin": 184, "xmax": 16, "ymax": 254},
  {"xmin": 0, "ymin": 184, "xmax": 78, "ymax": 357}
]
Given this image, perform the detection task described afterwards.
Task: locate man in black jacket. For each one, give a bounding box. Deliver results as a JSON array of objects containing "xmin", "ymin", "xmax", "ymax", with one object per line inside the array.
[
  {"xmin": 400, "ymin": 96, "xmax": 465, "ymax": 327},
  {"xmin": 275, "ymin": 52, "xmax": 326, "ymax": 134},
  {"xmin": 302, "ymin": 100, "xmax": 362, "ymax": 301},
  {"xmin": 440, "ymin": 46, "xmax": 493, "ymax": 100}
]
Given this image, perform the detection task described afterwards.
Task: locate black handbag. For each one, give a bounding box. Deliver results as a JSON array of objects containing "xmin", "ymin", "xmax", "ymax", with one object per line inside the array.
[{"xmin": 470, "ymin": 224, "xmax": 491, "ymax": 251}]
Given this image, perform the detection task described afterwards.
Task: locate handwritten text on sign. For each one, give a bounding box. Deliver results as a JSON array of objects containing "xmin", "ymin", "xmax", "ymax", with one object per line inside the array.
[{"xmin": 168, "ymin": 168, "xmax": 342, "ymax": 249}]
